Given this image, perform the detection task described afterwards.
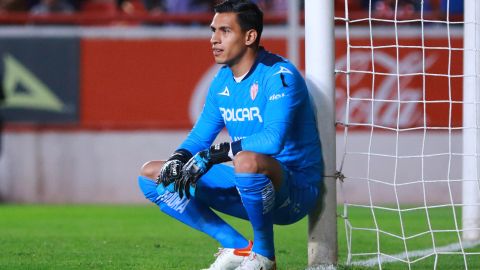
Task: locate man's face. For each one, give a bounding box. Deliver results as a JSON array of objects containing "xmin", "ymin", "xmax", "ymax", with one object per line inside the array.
[{"xmin": 210, "ymin": 12, "xmax": 249, "ymax": 66}]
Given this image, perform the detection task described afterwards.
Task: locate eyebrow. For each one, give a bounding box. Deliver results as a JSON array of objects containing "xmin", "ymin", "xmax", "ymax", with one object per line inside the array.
[{"xmin": 211, "ymin": 25, "xmax": 231, "ymax": 31}]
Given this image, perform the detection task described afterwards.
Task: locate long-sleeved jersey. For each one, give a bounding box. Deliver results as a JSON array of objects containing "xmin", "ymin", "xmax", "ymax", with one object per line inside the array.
[{"xmin": 180, "ymin": 48, "xmax": 323, "ymax": 174}]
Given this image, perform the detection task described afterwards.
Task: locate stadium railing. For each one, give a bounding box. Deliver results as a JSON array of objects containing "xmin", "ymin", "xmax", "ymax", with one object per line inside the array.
[{"xmin": 0, "ymin": 11, "xmax": 458, "ymax": 26}]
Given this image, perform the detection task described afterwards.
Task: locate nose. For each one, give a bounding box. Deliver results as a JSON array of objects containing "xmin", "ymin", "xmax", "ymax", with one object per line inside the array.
[{"xmin": 210, "ymin": 31, "xmax": 219, "ymax": 45}]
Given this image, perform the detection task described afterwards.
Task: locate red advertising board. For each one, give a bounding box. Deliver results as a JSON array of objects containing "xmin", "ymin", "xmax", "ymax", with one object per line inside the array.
[
  {"xmin": 335, "ymin": 35, "xmax": 463, "ymax": 130},
  {"xmin": 80, "ymin": 35, "xmax": 462, "ymax": 130},
  {"xmin": 80, "ymin": 38, "xmax": 286, "ymax": 129},
  {"xmin": 81, "ymin": 39, "xmax": 212, "ymax": 129}
]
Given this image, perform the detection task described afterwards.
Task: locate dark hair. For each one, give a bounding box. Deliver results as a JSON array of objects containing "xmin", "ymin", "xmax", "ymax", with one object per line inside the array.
[{"xmin": 214, "ymin": 0, "xmax": 263, "ymax": 45}]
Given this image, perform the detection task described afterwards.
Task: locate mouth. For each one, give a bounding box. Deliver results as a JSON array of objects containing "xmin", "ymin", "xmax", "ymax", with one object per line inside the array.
[{"xmin": 212, "ymin": 48, "xmax": 223, "ymax": 57}]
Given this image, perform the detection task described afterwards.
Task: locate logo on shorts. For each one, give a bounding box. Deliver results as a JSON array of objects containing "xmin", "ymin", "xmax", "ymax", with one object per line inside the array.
[{"xmin": 157, "ymin": 192, "xmax": 190, "ymax": 214}]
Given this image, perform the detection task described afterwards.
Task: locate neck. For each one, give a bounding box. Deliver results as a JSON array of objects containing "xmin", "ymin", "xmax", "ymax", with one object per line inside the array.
[{"xmin": 230, "ymin": 47, "xmax": 258, "ymax": 77}]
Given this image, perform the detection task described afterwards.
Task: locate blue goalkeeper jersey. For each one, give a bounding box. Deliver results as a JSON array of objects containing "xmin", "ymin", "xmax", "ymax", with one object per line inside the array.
[{"xmin": 180, "ymin": 48, "xmax": 323, "ymax": 172}]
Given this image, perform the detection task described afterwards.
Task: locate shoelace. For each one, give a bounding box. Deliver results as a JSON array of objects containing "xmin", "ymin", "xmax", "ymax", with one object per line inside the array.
[
  {"xmin": 239, "ymin": 252, "xmax": 256, "ymax": 266},
  {"xmin": 213, "ymin": 247, "xmax": 226, "ymax": 258},
  {"xmin": 209, "ymin": 248, "xmax": 229, "ymax": 268}
]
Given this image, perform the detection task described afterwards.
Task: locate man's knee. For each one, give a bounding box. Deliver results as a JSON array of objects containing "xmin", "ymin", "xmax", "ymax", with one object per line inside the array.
[
  {"xmin": 234, "ymin": 151, "xmax": 262, "ymax": 174},
  {"xmin": 138, "ymin": 175, "xmax": 159, "ymax": 203},
  {"xmin": 233, "ymin": 151, "xmax": 284, "ymax": 189},
  {"xmin": 140, "ymin": 160, "xmax": 164, "ymax": 179}
]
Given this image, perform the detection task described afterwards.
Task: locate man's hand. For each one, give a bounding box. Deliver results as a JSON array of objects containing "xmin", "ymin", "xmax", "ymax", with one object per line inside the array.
[
  {"xmin": 156, "ymin": 149, "xmax": 192, "ymax": 187},
  {"xmin": 174, "ymin": 149, "xmax": 211, "ymax": 199},
  {"xmin": 175, "ymin": 142, "xmax": 233, "ymax": 199},
  {"xmin": 157, "ymin": 159, "xmax": 184, "ymax": 186}
]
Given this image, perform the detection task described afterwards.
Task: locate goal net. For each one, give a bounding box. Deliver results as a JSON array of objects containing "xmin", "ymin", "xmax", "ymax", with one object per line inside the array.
[{"xmin": 334, "ymin": 0, "xmax": 480, "ymax": 268}]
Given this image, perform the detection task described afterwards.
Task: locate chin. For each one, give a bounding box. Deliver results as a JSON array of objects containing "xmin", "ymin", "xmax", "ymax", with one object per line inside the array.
[{"xmin": 213, "ymin": 56, "xmax": 225, "ymax": 63}]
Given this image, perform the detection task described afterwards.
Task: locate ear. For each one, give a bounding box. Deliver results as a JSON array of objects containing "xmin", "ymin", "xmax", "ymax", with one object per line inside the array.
[{"xmin": 245, "ymin": 29, "xmax": 258, "ymax": 46}]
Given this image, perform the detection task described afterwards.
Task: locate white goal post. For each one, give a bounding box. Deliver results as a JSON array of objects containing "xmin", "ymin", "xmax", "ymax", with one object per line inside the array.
[
  {"xmin": 462, "ymin": 0, "xmax": 480, "ymax": 242},
  {"xmin": 305, "ymin": 0, "xmax": 338, "ymax": 267}
]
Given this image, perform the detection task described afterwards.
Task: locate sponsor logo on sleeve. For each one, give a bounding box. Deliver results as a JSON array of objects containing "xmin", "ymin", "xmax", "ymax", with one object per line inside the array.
[{"xmin": 233, "ymin": 136, "xmax": 246, "ymax": 141}]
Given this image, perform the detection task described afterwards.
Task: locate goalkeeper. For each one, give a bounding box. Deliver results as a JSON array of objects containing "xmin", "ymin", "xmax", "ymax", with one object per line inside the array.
[{"xmin": 138, "ymin": 1, "xmax": 323, "ymax": 269}]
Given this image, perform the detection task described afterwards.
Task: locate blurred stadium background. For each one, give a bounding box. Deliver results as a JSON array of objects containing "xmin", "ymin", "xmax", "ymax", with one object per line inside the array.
[{"xmin": 0, "ymin": 0, "xmax": 464, "ymax": 204}]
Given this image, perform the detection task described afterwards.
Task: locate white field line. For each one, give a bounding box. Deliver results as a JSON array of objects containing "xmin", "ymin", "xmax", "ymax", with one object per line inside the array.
[{"xmin": 350, "ymin": 240, "xmax": 480, "ymax": 267}]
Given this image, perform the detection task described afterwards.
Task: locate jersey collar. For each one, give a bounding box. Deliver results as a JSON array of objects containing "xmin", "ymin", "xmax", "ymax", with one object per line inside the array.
[{"xmin": 230, "ymin": 47, "xmax": 267, "ymax": 83}]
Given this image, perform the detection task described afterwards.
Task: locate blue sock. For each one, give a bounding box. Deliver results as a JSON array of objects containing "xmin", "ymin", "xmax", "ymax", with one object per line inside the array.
[
  {"xmin": 138, "ymin": 176, "xmax": 248, "ymax": 248},
  {"xmin": 235, "ymin": 173, "xmax": 275, "ymax": 259}
]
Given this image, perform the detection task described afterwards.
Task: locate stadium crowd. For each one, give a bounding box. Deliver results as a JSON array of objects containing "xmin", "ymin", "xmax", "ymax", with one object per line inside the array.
[
  {"xmin": 0, "ymin": 0, "xmax": 464, "ymax": 18},
  {"xmin": 0, "ymin": 0, "xmax": 290, "ymax": 15}
]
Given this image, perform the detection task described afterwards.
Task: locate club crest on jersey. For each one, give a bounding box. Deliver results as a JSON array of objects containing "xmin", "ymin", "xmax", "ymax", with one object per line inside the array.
[{"xmin": 250, "ymin": 82, "xmax": 258, "ymax": 100}]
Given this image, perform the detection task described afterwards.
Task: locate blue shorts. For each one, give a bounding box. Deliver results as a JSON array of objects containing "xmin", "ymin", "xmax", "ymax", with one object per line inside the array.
[{"xmin": 195, "ymin": 163, "xmax": 322, "ymax": 225}]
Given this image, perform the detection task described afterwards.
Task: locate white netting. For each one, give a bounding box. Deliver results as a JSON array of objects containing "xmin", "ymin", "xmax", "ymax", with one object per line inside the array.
[{"xmin": 335, "ymin": 1, "xmax": 480, "ymax": 269}]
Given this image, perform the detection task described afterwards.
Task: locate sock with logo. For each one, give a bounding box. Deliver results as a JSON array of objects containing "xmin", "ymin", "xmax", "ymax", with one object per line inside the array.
[
  {"xmin": 138, "ymin": 175, "xmax": 248, "ymax": 248},
  {"xmin": 235, "ymin": 173, "xmax": 276, "ymax": 259}
]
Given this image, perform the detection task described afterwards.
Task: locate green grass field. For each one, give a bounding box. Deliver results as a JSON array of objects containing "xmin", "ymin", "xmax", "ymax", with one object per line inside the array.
[{"xmin": 0, "ymin": 204, "xmax": 478, "ymax": 269}]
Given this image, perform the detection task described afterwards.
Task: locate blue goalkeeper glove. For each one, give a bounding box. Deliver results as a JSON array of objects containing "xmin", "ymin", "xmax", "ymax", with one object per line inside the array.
[{"xmin": 175, "ymin": 142, "xmax": 233, "ymax": 199}]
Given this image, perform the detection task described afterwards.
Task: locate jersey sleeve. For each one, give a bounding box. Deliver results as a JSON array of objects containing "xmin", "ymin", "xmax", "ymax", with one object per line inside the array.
[
  {"xmin": 239, "ymin": 65, "xmax": 304, "ymax": 155},
  {"xmin": 178, "ymin": 87, "xmax": 225, "ymax": 155}
]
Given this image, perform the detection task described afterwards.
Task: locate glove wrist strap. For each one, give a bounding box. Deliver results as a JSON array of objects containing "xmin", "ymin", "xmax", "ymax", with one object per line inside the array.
[
  {"xmin": 209, "ymin": 142, "xmax": 232, "ymax": 164},
  {"xmin": 168, "ymin": 148, "xmax": 193, "ymax": 164}
]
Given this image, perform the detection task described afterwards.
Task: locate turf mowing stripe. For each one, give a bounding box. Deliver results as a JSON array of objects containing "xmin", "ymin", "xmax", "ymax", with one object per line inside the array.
[{"xmin": 349, "ymin": 240, "xmax": 480, "ymax": 267}]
